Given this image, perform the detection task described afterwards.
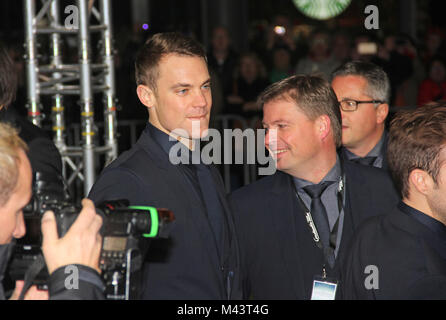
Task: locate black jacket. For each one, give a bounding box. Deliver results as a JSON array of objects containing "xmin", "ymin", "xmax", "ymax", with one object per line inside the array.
[
  {"xmin": 341, "ymin": 202, "xmax": 446, "ymax": 299},
  {"xmin": 229, "ymin": 160, "xmax": 399, "ymax": 299},
  {"xmin": 0, "ymin": 107, "xmax": 62, "ymax": 178},
  {"xmin": 88, "ymin": 124, "xmax": 243, "ymax": 300},
  {"xmin": 0, "ymin": 243, "xmax": 104, "ymax": 300}
]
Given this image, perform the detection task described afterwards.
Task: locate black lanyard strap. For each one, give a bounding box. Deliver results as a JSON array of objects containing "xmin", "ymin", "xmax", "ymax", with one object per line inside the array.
[{"xmin": 292, "ymin": 174, "xmax": 345, "ymax": 251}]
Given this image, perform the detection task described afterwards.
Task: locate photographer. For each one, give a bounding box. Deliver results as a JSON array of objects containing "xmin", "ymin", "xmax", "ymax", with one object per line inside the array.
[{"xmin": 0, "ymin": 123, "xmax": 104, "ymax": 300}]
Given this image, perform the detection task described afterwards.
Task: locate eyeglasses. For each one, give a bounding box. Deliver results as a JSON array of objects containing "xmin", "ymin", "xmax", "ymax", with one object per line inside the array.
[{"xmin": 339, "ymin": 99, "xmax": 383, "ymax": 112}]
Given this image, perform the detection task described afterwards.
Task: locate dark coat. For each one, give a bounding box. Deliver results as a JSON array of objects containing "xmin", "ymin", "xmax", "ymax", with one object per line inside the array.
[
  {"xmin": 88, "ymin": 125, "xmax": 243, "ymax": 300},
  {"xmin": 0, "ymin": 107, "xmax": 62, "ymax": 178},
  {"xmin": 341, "ymin": 203, "xmax": 446, "ymax": 299},
  {"xmin": 229, "ymin": 160, "xmax": 399, "ymax": 299}
]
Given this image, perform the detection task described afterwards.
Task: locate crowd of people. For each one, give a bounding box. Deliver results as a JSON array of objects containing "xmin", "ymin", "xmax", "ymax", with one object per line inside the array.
[
  {"xmin": 205, "ymin": 20, "xmax": 446, "ymax": 125},
  {"xmin": 0, "ymin": 21, "xmax": 446, "ymax": 301}
]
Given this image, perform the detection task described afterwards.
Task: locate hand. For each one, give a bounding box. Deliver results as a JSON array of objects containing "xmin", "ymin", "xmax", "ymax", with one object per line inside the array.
[
  {"xmin": 41, "ymin": 198, "xmax": 103, "ymax": 274},
  {"xmin": 9, "ymin": 281, "xmax": 48, "ymax": 300}
]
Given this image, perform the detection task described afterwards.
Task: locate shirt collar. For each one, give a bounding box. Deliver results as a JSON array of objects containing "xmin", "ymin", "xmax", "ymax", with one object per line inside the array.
[
  {"xmin": 398, "ymin": 201, "xmax": 446, "ymax": 241},
  {"xmin": 344, "ymin": 130, "xmax": 386, "ymax": 160},
  {"xmin": 146, "ymin": 122, "xmax": 200, "ymax": 164},
  {"xmin": 293, "ymin": 155, "xmax": 341, "ymax": 191}
]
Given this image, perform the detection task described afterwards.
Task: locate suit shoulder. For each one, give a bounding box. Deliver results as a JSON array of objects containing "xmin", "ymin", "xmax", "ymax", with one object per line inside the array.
[
  {"xmin": 344, "ymin": 160, "xmax": 391, "ymax": 181},
  {"xmin": 350, "ymin": 209, "xmax": 423, "ymax": 256},
  {"xmin": 230, "ymin": 174, "xmax": 277, "ymax": 202}
]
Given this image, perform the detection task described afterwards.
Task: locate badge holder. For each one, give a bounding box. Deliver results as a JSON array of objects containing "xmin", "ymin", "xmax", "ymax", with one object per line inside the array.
[{"xmin": 310, "ymin": 266, "xmax": 338, "ymax": 300}]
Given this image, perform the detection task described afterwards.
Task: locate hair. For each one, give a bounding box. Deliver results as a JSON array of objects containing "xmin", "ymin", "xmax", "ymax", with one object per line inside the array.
[
  {"xmin": 331, "ymin": 60, "xmax": 391, "ymax": 103},
  {"xmin": 387, "ymin": 101, "xmax": 446, "ymax": 199},
  {"xmin": 0, "ymin": 44, "xmax": 18, "ymax": 108},
  {"xmin": 258, "ymin": 74, "xmax": 342, "ymax": 147},
  {"xmin": 0, "ymin": 123, "xmax": 28, "ymax": 206},
  {"xmin": 134, "ymin": 32, "xmax": 207, "ymax": 91}
]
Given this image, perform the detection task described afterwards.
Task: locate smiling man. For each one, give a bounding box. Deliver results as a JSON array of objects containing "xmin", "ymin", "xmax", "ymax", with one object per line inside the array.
[
  {"xmin": 88, "ymin": 32, "xmax": 242, "ymax": 300},
  {"xmin": 230, "ymin": 75, "xmax": 398, "ymax": 299},
  {"xmin": 331, "ymin": 61, "xmax": 390, "ymax": 169}
]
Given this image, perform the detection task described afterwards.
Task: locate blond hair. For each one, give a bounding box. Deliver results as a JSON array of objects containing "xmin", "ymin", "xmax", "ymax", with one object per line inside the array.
[{"xmin": 0, "ymin": 123, "xmax": 28, "ymax": 206}]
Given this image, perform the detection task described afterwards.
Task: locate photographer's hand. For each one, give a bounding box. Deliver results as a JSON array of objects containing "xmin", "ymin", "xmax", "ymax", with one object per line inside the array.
[
  {"xmin": 9, "ymin": 280, "xmax": 48, "ymax": 300},
  {"xmin": 41, "ymin": 198, "xmax": 103, "ymax": 274}
]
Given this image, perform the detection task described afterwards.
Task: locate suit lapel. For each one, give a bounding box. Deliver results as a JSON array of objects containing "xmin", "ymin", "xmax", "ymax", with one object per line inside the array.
[
  {"xmin": 138, "ymin": 128, "xmax": 224, "ymax": 288},
  {"xmin": 269, "ymin": 172, "xmax": 307, "ymax": 298},
  {"xmin": 337, "ymin": 162, "xmax": 374, "ymax": 259},
  {"xmin": 209, "ymin": 166, "xmax": 235, "ymax": 257}
]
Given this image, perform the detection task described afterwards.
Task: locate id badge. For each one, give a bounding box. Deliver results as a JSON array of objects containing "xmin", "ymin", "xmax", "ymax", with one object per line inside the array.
[{"xmin": 311, "ymin": 275, "xmax": 338, "ymax": 300}]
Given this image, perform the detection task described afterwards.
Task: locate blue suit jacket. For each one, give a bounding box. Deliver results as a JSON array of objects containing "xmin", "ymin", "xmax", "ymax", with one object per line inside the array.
[
  {"xmin": 88, "ymin": 125, "xmax": 242, "ymax": 300},
  {"xmin": 230, "ymin": 160, "xmax": 399, "ymax": 299}
]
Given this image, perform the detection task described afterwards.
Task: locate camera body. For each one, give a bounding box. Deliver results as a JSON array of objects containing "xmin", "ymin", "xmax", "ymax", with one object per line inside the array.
[{"xmin": 9, "ymin": 172, "xmax": 175, "ymax": 300}]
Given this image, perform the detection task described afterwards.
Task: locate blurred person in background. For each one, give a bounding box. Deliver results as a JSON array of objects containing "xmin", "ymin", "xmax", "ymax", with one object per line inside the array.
[
  {"xmin": 226, "ymin": 52, "xmax": 270, "ymax": 119},
  {"xmin": 268, "ymin": 46, "xmax": 295, "ymax": 84},
  {"xmin": 417, "ymin": 56, "xmax": 446, "ymax": 106},
  {"xmin": 296, "ymin": 30, "xmax": 338, "ymax": 80},
  {"xmin": 207, "ymin": 26, "xmax": 239, "ymax": 98}
]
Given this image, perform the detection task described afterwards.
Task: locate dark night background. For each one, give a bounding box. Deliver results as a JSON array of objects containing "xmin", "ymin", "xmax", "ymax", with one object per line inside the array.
[{"xmin": 0, "ymin": 0, "xmax": 445, "ymax": 194}]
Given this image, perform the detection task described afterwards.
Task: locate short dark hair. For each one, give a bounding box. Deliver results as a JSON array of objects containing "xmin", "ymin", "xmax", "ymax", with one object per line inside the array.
[
  {"xmin": 0, "ymin": 45, "xmax": 17, "ymax": 108},
  {"xmin": 258, "ymin": 74, "xmax": 342, "ymax": 147},
  {"xmin": 331, "ymin": 60, "xmax": 391, "ymax": 103},
  {"xmin": 387, "ymin": 101, "xmax": 446, "ymax": 199},
  {"xmin": 135, "ymin": 32, "xmax": 207, "ymax": 91}
]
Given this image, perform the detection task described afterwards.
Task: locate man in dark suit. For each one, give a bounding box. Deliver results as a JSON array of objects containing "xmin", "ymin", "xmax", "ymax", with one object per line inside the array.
[
  {"xmin": 88, "ymin": 32, "xmax": 242, "ymax": 300},
  {"xmin": 342, "ymin": 102, "xmax": 446, "ymax": 299},
  {"xmin": 331, "ymin": 61, "xmax": 390, "ymax": 169},
  {"xmin": 230, "ymin": 75, "xmax": 399, "ymax": 299}
]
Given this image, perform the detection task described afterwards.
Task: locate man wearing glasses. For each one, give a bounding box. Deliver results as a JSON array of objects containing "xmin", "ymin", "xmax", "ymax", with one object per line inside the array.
[{"xmin": 331, "ymin": 61, "xmax": 390, "ymax": 169}]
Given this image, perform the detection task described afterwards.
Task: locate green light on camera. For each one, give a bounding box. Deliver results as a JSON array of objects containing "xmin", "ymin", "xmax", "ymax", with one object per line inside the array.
[{"xmin": 128, "ymin": 206, "xmax": 159, "ymax": 237}]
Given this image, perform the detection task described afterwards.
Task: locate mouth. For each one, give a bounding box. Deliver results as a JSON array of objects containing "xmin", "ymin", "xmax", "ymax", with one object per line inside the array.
[
  {"xmin": 187, "ymin": 115, "xmax": 207, "ymax": 120},
  {"xmin": 270, "ymin": 148, "xmax": 288, "ymax": 159}
]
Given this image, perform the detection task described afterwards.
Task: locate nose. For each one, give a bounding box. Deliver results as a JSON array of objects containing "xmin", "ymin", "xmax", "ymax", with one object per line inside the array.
[
  {"xmin": 194, "ymin": 89, "xmax": 210, "ymax": 108},
  {"xmin": 264, "ymin": 128, "xmax": 278, "ymax": 150},
  {"xmin": 340, "ymin": 108, "xmax": 347, "ymax": 121},
  {"xmin": 13, "ymin": 212, "xmax": 26, "ymax": 240}
]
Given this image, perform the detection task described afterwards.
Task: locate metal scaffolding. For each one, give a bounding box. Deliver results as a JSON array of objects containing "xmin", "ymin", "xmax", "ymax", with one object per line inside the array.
[{"xmin": 23, "ymin": 0, "xmax": 118, "ymax": 196}]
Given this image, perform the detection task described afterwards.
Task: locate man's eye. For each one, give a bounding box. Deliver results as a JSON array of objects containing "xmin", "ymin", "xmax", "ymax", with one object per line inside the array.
[
  {"xmin": 346, "ymin": 101, "xmax": 356, "ymax": 107},
  {"xmin": 177, "ymin": 89, "xmax": 188, "ymax": 95},
  {"xmin": 202, "ymin": 84, "xmax": 211, "ymax": 90}
]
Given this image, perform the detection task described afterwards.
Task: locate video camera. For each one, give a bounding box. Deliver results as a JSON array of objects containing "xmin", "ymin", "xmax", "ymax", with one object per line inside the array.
[{"xmin": 9, "ymin": 172, "xmax": 175, "ymax": 300}]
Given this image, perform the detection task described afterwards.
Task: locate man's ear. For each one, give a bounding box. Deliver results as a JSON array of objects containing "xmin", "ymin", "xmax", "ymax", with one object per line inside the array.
[
  {"xmin": 136, "ymin": 85, "xmax": 155, "ymax": 109},
  {"xmin": 376, "ymin": 103, "xmax": 389, "ymax": 124},
  {"xmin": 316, "ymin": 114, "xmax": 331, "ymax": 141},
  {"xmin": 409, "ymin": 169, "xmax": 433, "ymax": 196}
]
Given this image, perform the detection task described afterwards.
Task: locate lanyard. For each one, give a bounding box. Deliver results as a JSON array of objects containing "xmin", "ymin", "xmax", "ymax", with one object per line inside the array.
[{"xmin": 292, "ymin": 171, "xmax": 346, "ymax": 251}]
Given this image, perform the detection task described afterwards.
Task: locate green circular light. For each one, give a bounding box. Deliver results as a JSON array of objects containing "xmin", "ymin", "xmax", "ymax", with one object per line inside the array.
[
  {"xmin": 128, "ymin": 206, "xmax": 159, "ymax": 238},
  {"xmin": 292, "ymin": 0, "xmax": 352, "ymax": 20}
]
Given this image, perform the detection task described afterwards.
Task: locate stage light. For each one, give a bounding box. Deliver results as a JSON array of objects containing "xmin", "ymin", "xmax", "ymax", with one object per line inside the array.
[{"xmin": 292, "ymin": 0, "xmax": 351, "ymax": 20}]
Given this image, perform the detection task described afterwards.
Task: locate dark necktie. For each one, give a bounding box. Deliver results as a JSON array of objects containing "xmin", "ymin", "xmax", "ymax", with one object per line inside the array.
[
  {"xmin": 195, "ymin": 163, "xmax": 224, "ymax": 254},
  {"xmin": 303, "ymin": 181, "xmax": 336, "ymax": 267},
  {"xmin": 352, "ymin": 156, "xmax": 377, "ymax": 166}
]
